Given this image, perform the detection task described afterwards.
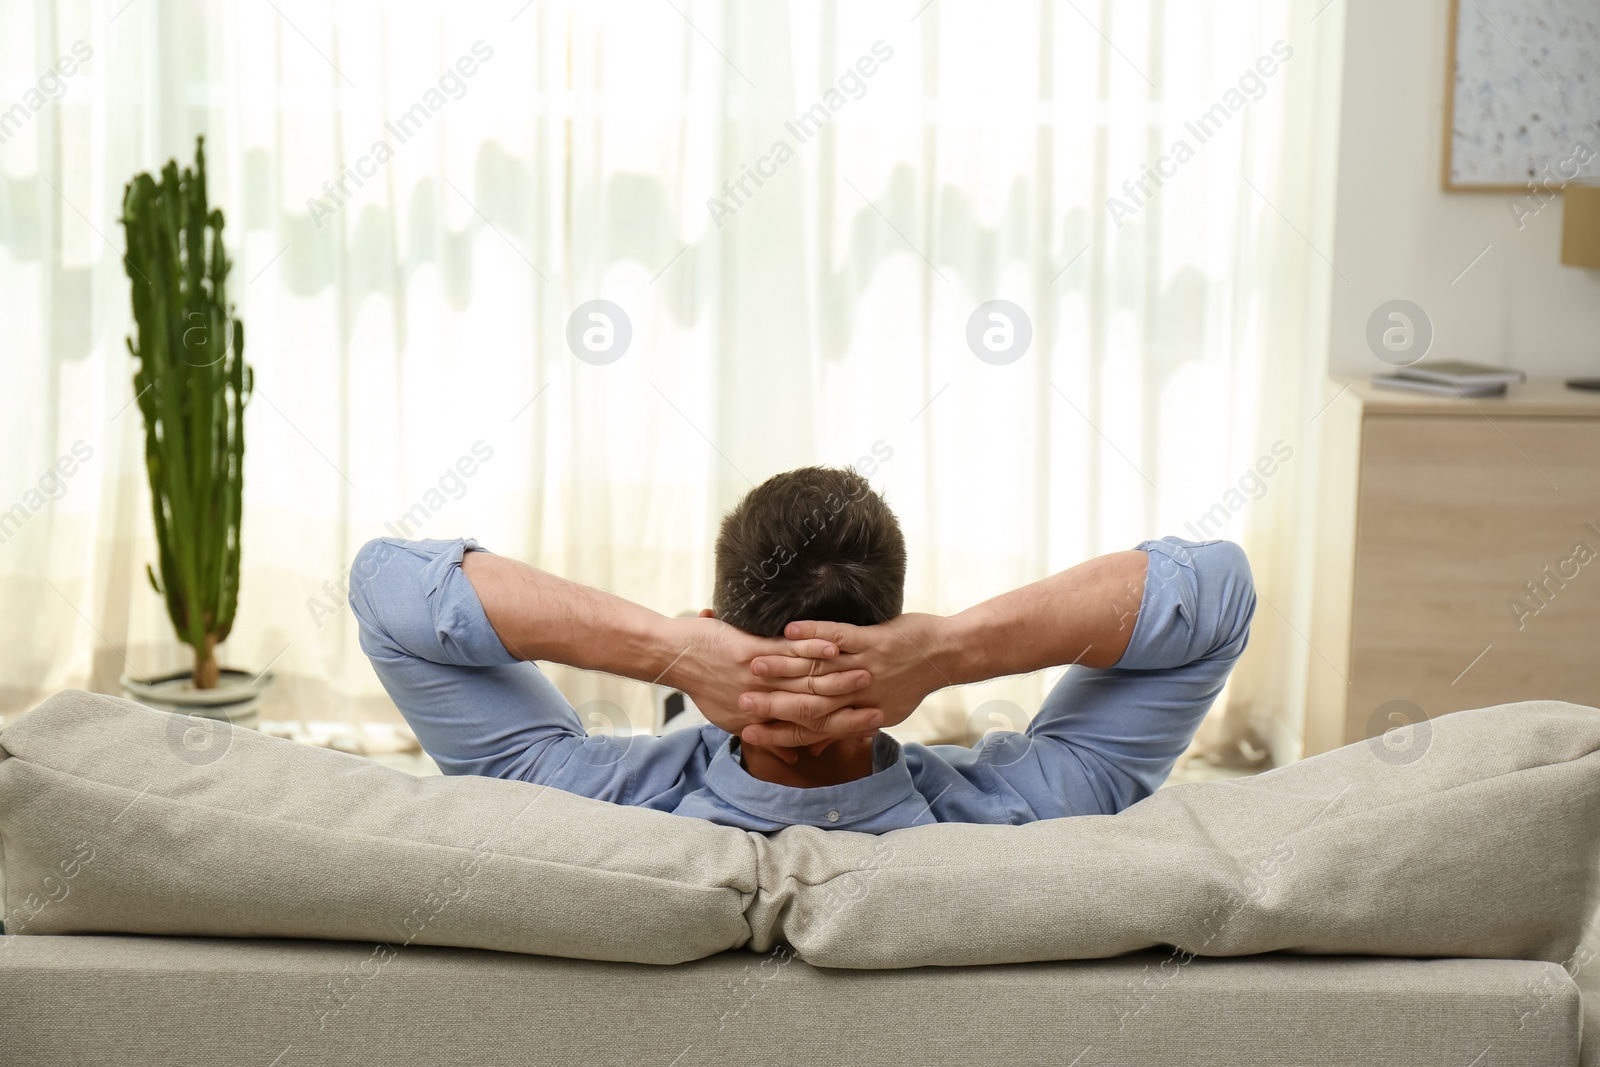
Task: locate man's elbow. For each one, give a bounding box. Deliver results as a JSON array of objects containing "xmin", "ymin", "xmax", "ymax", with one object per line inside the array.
[
  {"xmin": 1195, "ymin": 539, "xmax": 1256, "ymax": 657},
  {"xmin": 347, "ymin": 537, "xmax": 410, "ymax": 647}
]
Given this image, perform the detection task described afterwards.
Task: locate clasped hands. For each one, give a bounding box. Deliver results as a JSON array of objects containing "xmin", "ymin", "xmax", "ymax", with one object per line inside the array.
[{"xmin": 668, "ymin": 613, "xmax": 950, "ymax": 765}]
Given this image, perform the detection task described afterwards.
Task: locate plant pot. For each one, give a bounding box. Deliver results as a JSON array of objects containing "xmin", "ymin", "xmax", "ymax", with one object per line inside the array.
[{"xmin": 120, "ymin": 668, "xmax": 272, "ymax": 729}]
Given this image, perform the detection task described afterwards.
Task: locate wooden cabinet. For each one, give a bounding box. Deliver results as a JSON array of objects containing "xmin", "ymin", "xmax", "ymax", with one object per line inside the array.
[{"xmin": 1305, "ymin": 378, "xmax": 1600, "ymax": 756}]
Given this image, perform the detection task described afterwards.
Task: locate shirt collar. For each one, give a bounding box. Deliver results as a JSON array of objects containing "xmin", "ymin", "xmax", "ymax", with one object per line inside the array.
[{"xmin": 702, "ymin": 732, "xmax": 914, "ymax": 826}]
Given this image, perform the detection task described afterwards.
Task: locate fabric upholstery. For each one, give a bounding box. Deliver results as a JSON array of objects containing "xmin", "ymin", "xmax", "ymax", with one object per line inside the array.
[
  {"xmin": 755, "ymin": 698, "xmax": 1600, "ymax": 968},
  {"xmin": 0, "ymin": 691, "xmax": 754, "ymax": 964},
  {"xmin": 0, "ymin": 935, "xmax": 1582, "ymax": 1067},
  {"xmin": 2, "ymin": 691, "xmax": 1598, "ymax": 975}
]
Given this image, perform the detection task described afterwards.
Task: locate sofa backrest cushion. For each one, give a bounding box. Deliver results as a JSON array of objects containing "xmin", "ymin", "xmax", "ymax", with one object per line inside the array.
[
  {"xmin": 751, "ymin": 699, "xmax": 1600, "ymax": 968},
  {"xmin": 0, "ymin": 691, "xmax": 755, "ymax": 964},
  {"xmin": 2, "ymin": 691, "xmax": 1598, "ymax": 970}
]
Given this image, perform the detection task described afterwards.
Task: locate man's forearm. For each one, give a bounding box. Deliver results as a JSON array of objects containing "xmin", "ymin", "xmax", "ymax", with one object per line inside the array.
[
  {"xmin": 460, "ymin": 548, "xmax": 879, "ymax": 749},
  {"xmin": 938, "ymin": 548, "xmax": 1148, "ymax": 684},
  {"xmin": 739, "ymin": 547, "xmax": 1151, "ymax": 732},
  {"xmin": 460, "ymin": 549, "xmax": 680, "ymax": 684}
]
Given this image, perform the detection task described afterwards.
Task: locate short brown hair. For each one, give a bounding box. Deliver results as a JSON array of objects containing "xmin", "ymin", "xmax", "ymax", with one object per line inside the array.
[{"xmin": 713, "ymin": 466, "xmax": 906, "ymax": 638}]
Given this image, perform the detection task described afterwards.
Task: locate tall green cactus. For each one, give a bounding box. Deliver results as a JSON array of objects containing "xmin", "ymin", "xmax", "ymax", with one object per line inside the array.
[{"xmin": 120, "ymin": 136, "xmax": 252, "ymax": 690}]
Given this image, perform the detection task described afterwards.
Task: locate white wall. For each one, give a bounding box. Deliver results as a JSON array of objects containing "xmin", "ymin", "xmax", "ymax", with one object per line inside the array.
[{"xmin": 1327, "ymin": 0, "xmax": 1600, "ymax": 378}]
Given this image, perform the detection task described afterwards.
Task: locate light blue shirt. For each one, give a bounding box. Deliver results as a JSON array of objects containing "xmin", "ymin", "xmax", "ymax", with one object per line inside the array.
[{"xmin": 349, "ymin": 535, "xmax": 1254, "ymax": 833}]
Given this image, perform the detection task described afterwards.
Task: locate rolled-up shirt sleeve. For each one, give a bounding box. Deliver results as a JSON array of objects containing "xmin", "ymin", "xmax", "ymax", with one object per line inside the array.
[
  {"xmin": 346, "ymin": 536, "xmax": 713, "ymax": 812},
  {"xmin": 348, "ymin": 537, "xmax": 518, "ymax": 668},
  {"xmin": 983, "ymin": 537, "xmax": 1256, "ymax": 819},
  {"xmin": 347, "ymin": 536, "xmax": 599, "ymax": 784}
]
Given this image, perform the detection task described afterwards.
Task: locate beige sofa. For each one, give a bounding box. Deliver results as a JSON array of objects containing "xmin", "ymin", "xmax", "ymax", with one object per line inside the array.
[
  {"xmin": 2, "ymin": 691, "xmax": 1598, "ymax": 1066},
  {"xmin": 1, "ymin": 936, "xmax": 1586, "ymax": 1066}
]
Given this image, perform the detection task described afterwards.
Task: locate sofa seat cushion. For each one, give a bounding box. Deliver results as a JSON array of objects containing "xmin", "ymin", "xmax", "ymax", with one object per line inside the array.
[{"xmin": 0, "ymin": 935, "xmax": 1582, "ymax": 1067}]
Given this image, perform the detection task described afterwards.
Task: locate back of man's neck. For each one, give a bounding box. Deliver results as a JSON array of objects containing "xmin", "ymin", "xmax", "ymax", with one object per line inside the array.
[{"xmin": 740, "ymin": 734, "xmax": 877, "ymax": 788}]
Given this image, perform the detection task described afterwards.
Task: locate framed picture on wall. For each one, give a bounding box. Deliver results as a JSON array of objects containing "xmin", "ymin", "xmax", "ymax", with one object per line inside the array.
[{"xmin": 1442, "ymin": 0, "xmax": 1600, "ymax": 191}]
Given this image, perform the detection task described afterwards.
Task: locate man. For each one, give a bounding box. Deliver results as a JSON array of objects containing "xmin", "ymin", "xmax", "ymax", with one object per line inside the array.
[{"xmin": 348, "ymin": 466, "xmax": 1255, "ymax": 832}]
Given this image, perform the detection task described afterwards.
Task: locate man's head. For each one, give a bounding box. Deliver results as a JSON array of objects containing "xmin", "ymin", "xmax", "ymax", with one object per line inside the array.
[{"xmin": 712, "ymin": 466, "xmax": 906, "ymax": 638}]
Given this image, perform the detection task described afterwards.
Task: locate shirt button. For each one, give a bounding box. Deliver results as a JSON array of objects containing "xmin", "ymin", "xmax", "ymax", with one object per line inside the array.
[{"xmin": 826, "ymin": 810, "xmax": 840, "ymax": 823}]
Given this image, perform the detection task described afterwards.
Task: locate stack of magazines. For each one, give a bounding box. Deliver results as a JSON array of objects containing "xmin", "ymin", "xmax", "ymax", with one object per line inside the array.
[{"xmin": 1371, "ymin": 360, "xmax": 1526, "ymax": 397}]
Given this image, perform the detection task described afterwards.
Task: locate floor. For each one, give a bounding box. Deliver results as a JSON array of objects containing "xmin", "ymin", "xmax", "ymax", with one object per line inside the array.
[
  {"xmin": 367, "ymin": 751, "xmax": 441, "ymax": 776},
  {"xmin": 1165, "ymin": 759, "xmax": 1257, "ymax": 786}
]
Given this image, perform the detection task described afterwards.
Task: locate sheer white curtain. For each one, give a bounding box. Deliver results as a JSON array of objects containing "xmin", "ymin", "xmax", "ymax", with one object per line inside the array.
[{"xmin": 1, "ymin": 0, "xmax": 1344, "ymax": 761}]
